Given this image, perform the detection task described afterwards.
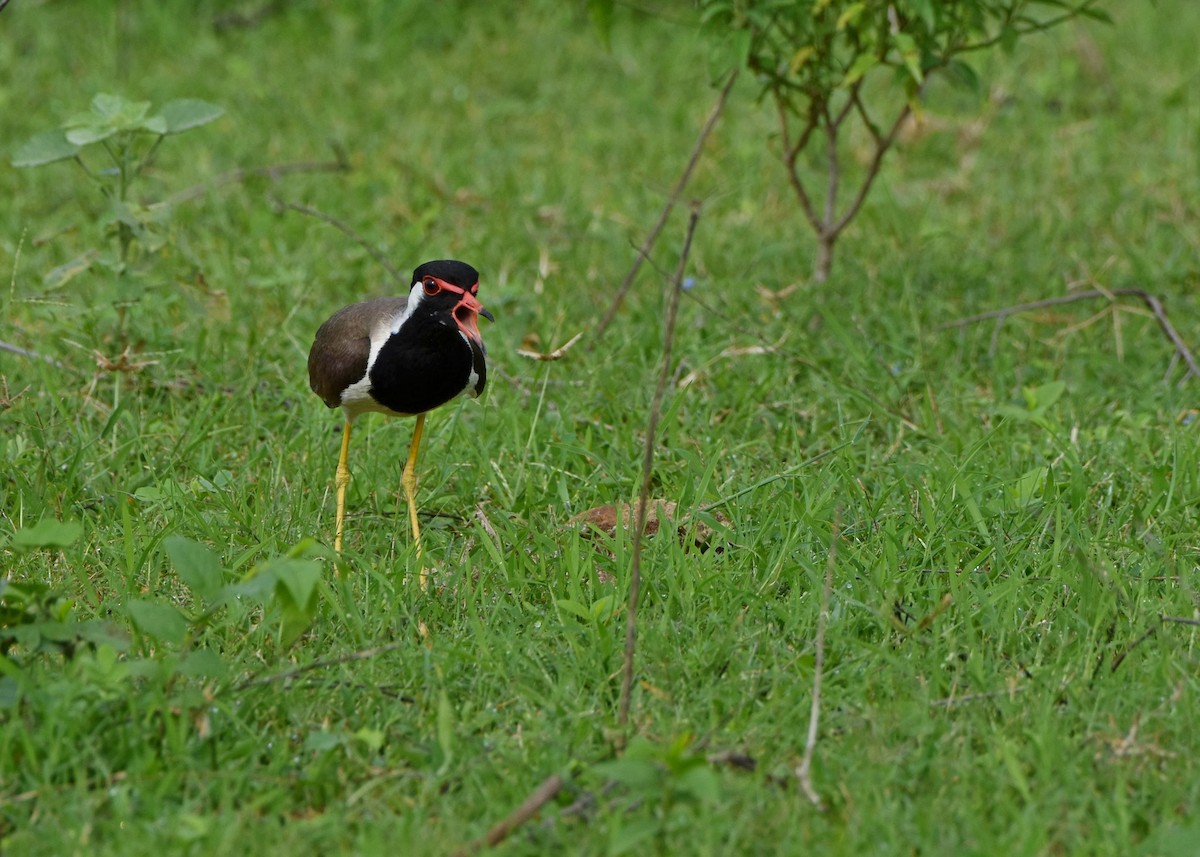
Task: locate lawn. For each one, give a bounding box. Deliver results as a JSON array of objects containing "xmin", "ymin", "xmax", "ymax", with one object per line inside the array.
[{"xmin": 2, "ymin": 1, "xmax": 1198, "ymax": 855}]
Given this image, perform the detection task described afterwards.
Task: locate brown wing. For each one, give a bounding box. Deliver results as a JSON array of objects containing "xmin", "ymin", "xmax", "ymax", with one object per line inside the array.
[{"xmin": 307, "ymin": 296, "xmax": 408, "ymax": 408}]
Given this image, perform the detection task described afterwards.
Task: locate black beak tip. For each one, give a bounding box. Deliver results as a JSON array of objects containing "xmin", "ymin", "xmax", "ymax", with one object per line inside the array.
[{"xmin": 480, "ymin": 307, "xmax": 496, "ymax": 323}]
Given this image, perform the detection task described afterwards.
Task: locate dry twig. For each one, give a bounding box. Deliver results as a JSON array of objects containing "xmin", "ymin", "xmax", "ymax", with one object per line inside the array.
[
  {"xmin": 516, "ymin": 331, "xmax": 584, "ymax": 361},
  {"xmin": 236, "ymin": 640, "xmax": 408, "ymax": 690},
  {"xmin": 617, "ymin": 205, "xmax": 701, "ymax": 732},
  {"xmin": 165, "ymin": 148, "xmax": 350, "ymax": 207},
  {"xmin": 944, "ymin": 287, "xmax": 1200, "ymax": 383},
  {"xmin": 451, "ymin": 774, "xmax": 565, "ymax": 857},
  {"xmin": 591, "ymin": 72, "xmax": 736, "ymax": 344},
  {"xmin": 267, "ymin": 194, "xmax": 404, "ymax": 284},
  {"xmin": 796, "ymin": 508, "xmax": 839, "ymax": 810}
]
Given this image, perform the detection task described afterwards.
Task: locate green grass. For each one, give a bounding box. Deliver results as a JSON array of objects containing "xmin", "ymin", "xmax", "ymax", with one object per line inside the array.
[{"xmin": 2, "ymin": 1, "xmax": 1199, "ymax": 855}]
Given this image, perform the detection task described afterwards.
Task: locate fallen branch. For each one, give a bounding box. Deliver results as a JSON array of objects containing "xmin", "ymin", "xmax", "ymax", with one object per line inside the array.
[
  {"xmin": 944, "ymin": 287, "xmax": 1200, "ymax": 383},
  {"xmin": 617, "ymin": 204, "xmax": 701, "ymax": 733},
  {"xmin": 451, "ymin": 774, "xmax": 565, "ymax": 857},
  {"xmin": 591, "ymin": 71, "xmax": 736, "ymax": 344},
  {"xmin": 796, "ymin": 507, "xmax": 838, "ymax": 810}
]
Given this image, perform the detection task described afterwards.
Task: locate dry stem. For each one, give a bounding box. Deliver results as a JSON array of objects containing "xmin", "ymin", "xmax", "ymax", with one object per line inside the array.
[
  {"xmin": 617, "ymin": 205, "xmax": 701, "ymax": 731},
  {"xmin": 796, "ymin": 507, "xmax": 839, "ymax": 809},
  {"xmin": 591, "ymin": 72, "xmax": 736, "ymax": 343},
  {"xmin": 945, "ymin": 287, "xmax": 1199, "ymax": 383}
]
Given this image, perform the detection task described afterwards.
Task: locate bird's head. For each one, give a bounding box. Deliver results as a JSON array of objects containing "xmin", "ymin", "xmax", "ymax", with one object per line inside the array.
[{"xmin": 410, "ymin": 259, "xmax": 495, "ymax": 346}]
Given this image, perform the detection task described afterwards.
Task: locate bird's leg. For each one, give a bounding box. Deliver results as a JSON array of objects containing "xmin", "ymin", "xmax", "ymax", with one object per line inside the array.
[
  {"xmin": 334, "ymin": 419, "xmax": 353, "ymax": 554},
  {"xmin": 402, "ymin": 412, "xmax": 428, "ymax": 588}
]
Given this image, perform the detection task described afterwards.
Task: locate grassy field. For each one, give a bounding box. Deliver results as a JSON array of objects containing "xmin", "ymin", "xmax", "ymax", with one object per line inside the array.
[{"xmin": 2, "ymin": 1, "xmax": 1199, "ymax": 854}]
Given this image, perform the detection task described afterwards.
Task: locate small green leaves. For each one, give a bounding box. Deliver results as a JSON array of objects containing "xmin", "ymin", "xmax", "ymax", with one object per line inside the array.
[
  {"xmin": 158, "ymin": 98, "xmax": 224, "ymax": 134},
  {"xmin": 63, "ymin": 93, "xmax": 162, "ymax": 145},
  {"xmin": 11, "ymin": 518, "xmax": 83, "ymax": 550},
  {"xmin": 128, "ymin": 599, "xmax": 190, "ymax": 645},
  {"xmin": 11, "ymin": 129, "xmax": 79, "ymax": 167},
  {"xmin": 164, "ymin": 535, "xmax": 224, "ymax": 603}
]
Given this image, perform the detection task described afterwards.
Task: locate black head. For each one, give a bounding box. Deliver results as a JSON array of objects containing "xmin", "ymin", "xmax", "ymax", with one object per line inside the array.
[{"xmin": 411, "ymin": 260, "xmax": 480, "ymax": 294}]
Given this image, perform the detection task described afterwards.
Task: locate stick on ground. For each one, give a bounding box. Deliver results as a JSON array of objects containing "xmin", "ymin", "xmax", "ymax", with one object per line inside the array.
[{"xmin": 451, "ymin": 774, "xmax": 565, "ymax": 857}]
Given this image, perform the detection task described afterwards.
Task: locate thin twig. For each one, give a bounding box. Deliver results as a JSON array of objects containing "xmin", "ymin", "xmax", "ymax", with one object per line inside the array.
[
  {"xmin": 516, "ymin": 331, "xmax": 584, "ymax": 362},
  {"xmin": 236, "ymin": 640, "xmax": 408, "ymax": 690},
  {"xmin": 1111, "ymin": 621, "xmax": 1159, "ymax": 674},
  {"xmin": 164, "ymin": 149, "xmax": 350, "ymax": 206},
  {"xmin": 944, "ymin": 287, "xmax": 1200, "ymax": 382},
  {"xmin": 0, "ymin": 340, "xmax": 67, "ymax": 370},
  {"xmin": 268, "ymin": 195, "xmax": 405, "ymax": 285},
  {"xmin": 591, "ymin": 72, "xmax": 736, "ymax": 344},
  {"xmin": 1162, "ymin": 615, "xmax": 1200, "ymax": 627},
  {"xmin": 451, "ymin": 774, "xmax": 565, "ymax": 857},
  {"xmin": 796, "ymin": 507, "xmax": 838, "ymax": 810},
  {"xmin": 617, "ymin": 205, "xmax": 701, "ymax": 732}
]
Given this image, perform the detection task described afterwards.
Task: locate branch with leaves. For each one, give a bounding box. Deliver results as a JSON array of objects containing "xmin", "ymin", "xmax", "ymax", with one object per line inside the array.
[{"xmin": 700, "ymin": 0, "xmax": 1111, "ymax": 282}]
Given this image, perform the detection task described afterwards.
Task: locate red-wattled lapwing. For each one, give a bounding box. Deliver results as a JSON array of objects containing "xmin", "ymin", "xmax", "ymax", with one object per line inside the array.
[{"xmin": 307, "ymin": 259, "xmax": 493, "ymax": 581}]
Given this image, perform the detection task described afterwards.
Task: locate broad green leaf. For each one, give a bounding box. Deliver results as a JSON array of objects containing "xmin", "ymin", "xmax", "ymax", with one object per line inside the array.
[
  {"xmin": 127, "ymin": 599, "xmax": 189, "ymax": 645},
  {"xmin": 610, "ymin": 818, "xmax": 659, "ymax": 857},
  {"xmin": 178, "ymin": 648, "xmax": 229, "ymax": 679},
  {"xmin": 11, "ymin": 130, "xmax": 79, "ymax": 168},
  {"xmin": 676, "ymin": 763, "xmax": 721, "ymax": 803},
  {"xmin": 592, "ymin": 756, "xmax": 661, "ymax": 791},
  {"xmin": 1023, "ymin": 380, "xmax": 1067, "ymax": 414},
  {"xmin": 1006, "ymin": 466, "xmax": 1049, "ymax": 509},
  {"xmin": 555, "ymin": 599, "xmax": 591, "ymax": 621},
  {"xmin": 12, "ymin": 519, "xmax": 83, "ymax": 550},
  {"xmin": 164, "ymin": 536, "xmax": 224, "ymax": 601},
  {"xmin": 892, "ymin": 31, "xmax": 923, "ymax": 84},
  {"xmin": 944, "ymin": 59, "xmax": 981, "ymax": 94},
  {"xmin": 157, "ymin": 99, "xmax": 224, "ymax": 134},
  {"xmin": 842, "ymin": 52, "xmax": 878, "ymax": 86},
  {"xmin": 272, "ymin": 559, "xmax": 321, "ymax": 612},
  {"xmin": 65, "ymin": 125, "xmax": 118, "ymax": 146}
]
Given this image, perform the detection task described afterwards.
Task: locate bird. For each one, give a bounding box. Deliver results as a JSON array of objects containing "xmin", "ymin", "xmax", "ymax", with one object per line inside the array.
[{"xmin": 307, "ymin": 259, "xmax": 493, "ymax": 583}]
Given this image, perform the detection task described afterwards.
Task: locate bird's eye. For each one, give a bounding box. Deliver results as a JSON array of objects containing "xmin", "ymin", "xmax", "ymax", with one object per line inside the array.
[{"xmin": 422, "ymin": 278, "xmax": 440, "ymax": 296}]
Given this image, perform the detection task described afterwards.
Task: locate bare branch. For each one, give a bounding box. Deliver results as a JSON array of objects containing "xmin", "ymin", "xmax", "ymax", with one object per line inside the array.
[
  {"xmin": 828, "ymin": 95, "xmax": 916, "ymax": 238},
  {"xmin": 618, "ymin": 205, "xmax": 701, "ymax": 732},
  {"xmin": 780, "ymin": 98, "xmax": 823, "ymax": 233},
  {"xmin": 591, "ymin": 71, "xmax": 737, "ymax": 344}
]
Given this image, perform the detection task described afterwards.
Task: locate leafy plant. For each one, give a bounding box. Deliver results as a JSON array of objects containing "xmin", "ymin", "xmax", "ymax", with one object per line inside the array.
[
  {"xmin": 591, "ymin": 734, "xmax": 721, "ymax": 855},
  {"xmin": 11, "ymin": 93, "xmax": 222, "ymax": 329},
  {"xmin": 698, "ymin": 0, "xmax": 1111, "ymax": 282}
]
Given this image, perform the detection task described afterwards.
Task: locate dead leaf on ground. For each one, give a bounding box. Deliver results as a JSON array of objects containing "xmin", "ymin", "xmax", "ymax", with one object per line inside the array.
[{"xmin": 568, "ymin": 500, "xmax": 731, "ymax": 552}]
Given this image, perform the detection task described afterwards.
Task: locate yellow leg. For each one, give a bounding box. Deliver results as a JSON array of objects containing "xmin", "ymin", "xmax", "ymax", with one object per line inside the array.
[
  {"xmin": 402, "ymin": 413, "xmax": 427, "ymax": 588},
  {"xmin": 333, "ymin": 420, "xmax": 353, "ymax": 554}
]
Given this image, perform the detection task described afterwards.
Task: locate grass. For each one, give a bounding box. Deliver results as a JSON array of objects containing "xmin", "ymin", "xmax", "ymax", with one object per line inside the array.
[{"xmin": 2, "ymin": 1, "xmax": 1199, "ymax": 854}]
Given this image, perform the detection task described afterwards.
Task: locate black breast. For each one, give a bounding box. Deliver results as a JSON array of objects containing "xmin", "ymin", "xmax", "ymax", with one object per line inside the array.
[{"xmin": 368, "ymin": 313, "xmax": 474, "ymax": 415}]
